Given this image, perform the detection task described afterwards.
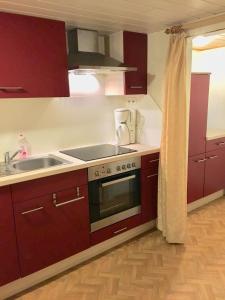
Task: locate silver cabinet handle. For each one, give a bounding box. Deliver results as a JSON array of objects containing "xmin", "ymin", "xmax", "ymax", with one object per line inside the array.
[
  {"xmin": 208, "ymin": 155, "xmax": 218, "ymax": 159},
  {"xmin": 217, "ymin": 142, "xmax": 225, "ymax": 146},
  {"xmin": 130, "ymin": 86, "xmax": 143, "ymax": 89},
  {"xmin": 102, "ymin": 175, "xmax": 136, "ymax": 187},
  {"xmin": 147, "ymin": 173, "xmax": 158, "ymax": 178},
  {"xmin": 53, "ymin": 193, "xmax": 84, "ymax": 207},
  {"xmin": 113, "ymin": 227, "xmax": 127, "ymax": 234},
  {"xmin": 0, "ymin": 86, "xmax": 24, "ymax": 92},
  {"xmin": 195, "ymin": 158, "xmax": 207, "ymax": 163},
  {"xmin": 148, "ymin": 159, "xmax": 159, "ymax": 163},
  {"xmin": 21, "ymin": 206, "xmax": 44, "ymax": 215}
]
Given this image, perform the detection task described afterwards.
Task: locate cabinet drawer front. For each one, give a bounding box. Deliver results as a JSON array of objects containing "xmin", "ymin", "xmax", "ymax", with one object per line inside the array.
[
  {"xmin": 12, "ymin": 169, "xmax": 87, "ymax": 203},
  {"xmin": 14, "ymin": 186, "xmax": 89, "ymax": 276},
  {"xmin": 91, "ymin": 214, "xmax": 141, "ymax": 246},
  {"xmin": 206, "ymin": 138, "xmax": 225, "ymax": 152},
  {"xmin": 141, "ymin": 153, "xmax": 159, "ymax": 172},
  {"xmin": 14, "ymin": 185, "xmax": 88, "ymax": 213}
]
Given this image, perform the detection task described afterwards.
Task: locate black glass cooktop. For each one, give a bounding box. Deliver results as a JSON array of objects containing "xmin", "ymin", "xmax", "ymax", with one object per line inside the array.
[{"xmin": 60, "ymin": 144, "xmax": 137, "ymax": 161}]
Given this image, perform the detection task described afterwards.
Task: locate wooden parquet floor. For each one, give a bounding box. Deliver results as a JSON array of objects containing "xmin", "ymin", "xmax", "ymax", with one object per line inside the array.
[{"xmin": 12, "ymin": 197, "xmax": 225, "ymax": 300}]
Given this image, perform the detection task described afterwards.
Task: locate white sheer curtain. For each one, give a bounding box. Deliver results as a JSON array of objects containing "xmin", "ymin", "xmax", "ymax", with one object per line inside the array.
[{"xmin": 158, "ymin": 31, "xmax": 188, "ymax": 243}]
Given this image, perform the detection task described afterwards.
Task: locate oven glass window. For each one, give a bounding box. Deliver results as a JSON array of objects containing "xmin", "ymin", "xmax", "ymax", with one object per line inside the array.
[{"xmin": 99, "ymin": 172, "xmax": 140, "ymax": 219}]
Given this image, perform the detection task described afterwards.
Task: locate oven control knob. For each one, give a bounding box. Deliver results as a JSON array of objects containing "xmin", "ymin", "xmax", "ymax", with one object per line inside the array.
[
  {"xmin": 127, "ymin": 163, "xmax": 131, "ymax": 168},
  {"xmin": 132, "ymin": 162, "xmax": 136, "ymax": 167},
  {"xmin": 107, "ymin": 168, "xmax": 111, "ymax": 174},
  {"xmin": 116, "ymin": 166, "xmax": 121, "ymax": 171},
  {"xmin": 122, "ymin": 164, "xmax": 126, "ymax": 170},
  {"xmin": 95, "ymin": 171, "xmax": 100, "ymax": 177}
]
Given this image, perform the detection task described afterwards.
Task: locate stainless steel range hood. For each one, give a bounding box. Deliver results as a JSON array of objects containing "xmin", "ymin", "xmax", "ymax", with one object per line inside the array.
[{"xmin": 67, "ymin": 28, "xmax": 137, "ymax": 74}]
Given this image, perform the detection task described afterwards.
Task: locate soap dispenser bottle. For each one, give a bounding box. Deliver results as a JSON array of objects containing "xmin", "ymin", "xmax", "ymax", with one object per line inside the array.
[{"xmin": 18, "ymin": 133, "xmax": 30, "ymax": 159}]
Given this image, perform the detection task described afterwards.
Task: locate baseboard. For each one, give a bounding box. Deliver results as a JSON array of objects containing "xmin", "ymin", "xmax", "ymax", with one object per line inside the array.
[
  {"xmin": 187, "ymin": 190, "xmax": 224, "ymax": 213},
  {"xmin": 0, "ymin": 220, "xmax": 156, "ymax": 300}
]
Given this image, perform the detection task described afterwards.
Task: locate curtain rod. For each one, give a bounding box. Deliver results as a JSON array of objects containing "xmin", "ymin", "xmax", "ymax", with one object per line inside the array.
[
  {"xmin": 166, "ymin": 13, "xmax": 225, "ymax": 37},
  {"xmin": 186, "ymin": 26, "xmax": 225, "ymax": 38},
  {"xmin": 165, "ymin": 24, "xmax": 225, "ymax": 38}
]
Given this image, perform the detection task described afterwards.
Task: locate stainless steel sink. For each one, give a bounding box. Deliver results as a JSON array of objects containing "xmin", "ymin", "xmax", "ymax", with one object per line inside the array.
[{"xmin": 0, "ymin": 155, "xmax": 71, "ymax": 176}]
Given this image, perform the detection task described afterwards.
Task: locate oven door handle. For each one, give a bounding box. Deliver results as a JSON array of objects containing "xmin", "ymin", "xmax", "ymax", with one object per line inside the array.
[{"xmin": 101, "ymin": 175, "xmax": 136, "ymax": 187}]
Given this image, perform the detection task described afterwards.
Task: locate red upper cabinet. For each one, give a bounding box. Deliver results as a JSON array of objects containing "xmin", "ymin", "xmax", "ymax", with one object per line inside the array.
[
  {"xmin": 0, "ymin": 12, "xmax": 69, "ymax": 98},
  {"xmin": 189, "ymin": 73, "xmax": 210, "ymax": 156},
  {"xmin": 123, "ymin": 31, "xmax": 147, "ymax": 95},
  {"xmin": 0, "ymin": 187, "xmax": 20, "ymax": 286}
]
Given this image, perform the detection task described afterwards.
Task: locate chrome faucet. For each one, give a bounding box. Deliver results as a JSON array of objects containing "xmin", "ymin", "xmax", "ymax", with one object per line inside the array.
[{"xmin": 4, "ymin": 150, "xmax": 21, "ymax": 165}]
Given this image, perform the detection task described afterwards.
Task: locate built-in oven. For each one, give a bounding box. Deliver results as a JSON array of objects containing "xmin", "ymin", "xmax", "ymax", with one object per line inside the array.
[{"xmin": 88, "ymin": 157, "xmax": 141, "ymax": 232}]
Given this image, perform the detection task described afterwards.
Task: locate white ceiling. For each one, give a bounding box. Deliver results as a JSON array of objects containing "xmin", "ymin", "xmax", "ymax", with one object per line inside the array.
[{"xmin": 1, "ymin": 0, "xmax": 225, "ymax": 33}]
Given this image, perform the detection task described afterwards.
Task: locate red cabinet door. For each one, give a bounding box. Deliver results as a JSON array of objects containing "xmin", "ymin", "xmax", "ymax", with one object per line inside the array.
[
  {"xmin": 14, "ymin": 185, "xmax": 89, "ymax": 276},
  {"xmin": 123, "ymin": 31, "xmax": 147, "ymax": 95},
  {"xmin": 204, "ymin": 149, "xmax": 225, "ymax": 196},
  {"xmin": 0, "ymin": 187, "xmax": 20, "ymax": 286},
  {"xmin": 141, "ymin": 170, "xmax": 158, "ymax": 223},
  {"xmin": 189, "ymin": 73, "xmax": 210, "ymax": 156},
  {"xmin": 0, "ymin": 12, "xmax": 69, "ymax": 98},
  {"xmin": 187, "ymin": 154, "xmax": 206, "ymax": 203}
]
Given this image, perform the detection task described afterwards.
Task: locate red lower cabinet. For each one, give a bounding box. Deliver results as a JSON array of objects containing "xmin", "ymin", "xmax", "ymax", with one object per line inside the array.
[
  {"xmin": 204, "ymin": 149, "xmax": 225, "ymax": 196},
  {"xmin": 12, "ymin": 170, "xmax": 90, "ymax": 277},
  {"xmin": 187, "ymin": 154, "xmax": 206, "ymax": 203},
  {"xmin": 14, "ymin": 186, "xmax": 89, "ymax": 276},
  {"xmin": 188, "ymin": 150, "xmax": 225, "ymax": 203},
  {"xmin": 91, "ymin": 214, "xmax": 141, "ymax": 246},
  {"xmin": 0, "ymin": 187, "xmax": 20, "ymax": 286},
  {"xmin": 141, "ymin": 170, "xmax": 158, "ymax": 223},
  {"xmin": 141, "ymin": 153, "xmax": 159, "ymax": 223}
]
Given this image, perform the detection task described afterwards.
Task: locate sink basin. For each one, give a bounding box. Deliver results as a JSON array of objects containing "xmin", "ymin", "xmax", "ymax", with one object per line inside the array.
[
  {"xmin": 11, "ymin": 155, "xmax": 70, "ymax": 172},
  {"xmin": 0, "ymin": 155, "xmax": 71, "ymax": 177}
]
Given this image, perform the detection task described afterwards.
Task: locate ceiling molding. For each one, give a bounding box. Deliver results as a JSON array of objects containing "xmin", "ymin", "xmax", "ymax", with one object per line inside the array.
[{"xmin": 1, "ymin": 0, "xmax": 225, "ymax": 33}]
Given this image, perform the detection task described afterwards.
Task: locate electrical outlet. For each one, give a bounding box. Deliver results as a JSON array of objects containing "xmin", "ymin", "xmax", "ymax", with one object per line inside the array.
[{"xmin": 127, "ymin": 97, "xmax": 136, "ymax": 106}]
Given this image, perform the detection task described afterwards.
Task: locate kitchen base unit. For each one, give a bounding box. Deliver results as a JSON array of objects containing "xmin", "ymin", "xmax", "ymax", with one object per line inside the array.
[
  {"xmin": 187, "ymin": 146, "xmax": 225, "ymax": 203},
  {"xmin": 0, "ymin": 147, "xmax": 160, "ymax": 298}
]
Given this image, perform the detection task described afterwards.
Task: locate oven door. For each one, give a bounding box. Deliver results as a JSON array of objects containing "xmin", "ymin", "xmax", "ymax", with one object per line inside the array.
[{"xmin": 89, "ymin": 169, "xmax": 140, "ymax": 232}]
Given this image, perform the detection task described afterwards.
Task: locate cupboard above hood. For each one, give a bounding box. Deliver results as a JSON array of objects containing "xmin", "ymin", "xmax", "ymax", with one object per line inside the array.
[{"xmin": 67, "ymin": 28, "xmax": 137, "ymax": 75}]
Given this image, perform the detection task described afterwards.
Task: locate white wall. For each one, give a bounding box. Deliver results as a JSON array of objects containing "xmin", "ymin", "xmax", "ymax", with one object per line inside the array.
[
  {"xmin": 127, "ymin": 95, "xmax": 162, "ymax": 146},
  {"xmin": 147, "ymin": 31, "xmax": 169, "ymax": 109},
  {"xmin": 192, "ymin": 48, "xmax": 225, "ymax": 130},
  {"xmin": 0, "ymin": 96, "xmax": 125, "ymax": 161}
]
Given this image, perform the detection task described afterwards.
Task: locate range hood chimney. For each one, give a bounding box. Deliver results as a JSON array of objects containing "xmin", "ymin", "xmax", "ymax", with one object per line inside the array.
[{"xmin": 67, "ymin": 28, "xmax": 137, "ymax": 74}]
